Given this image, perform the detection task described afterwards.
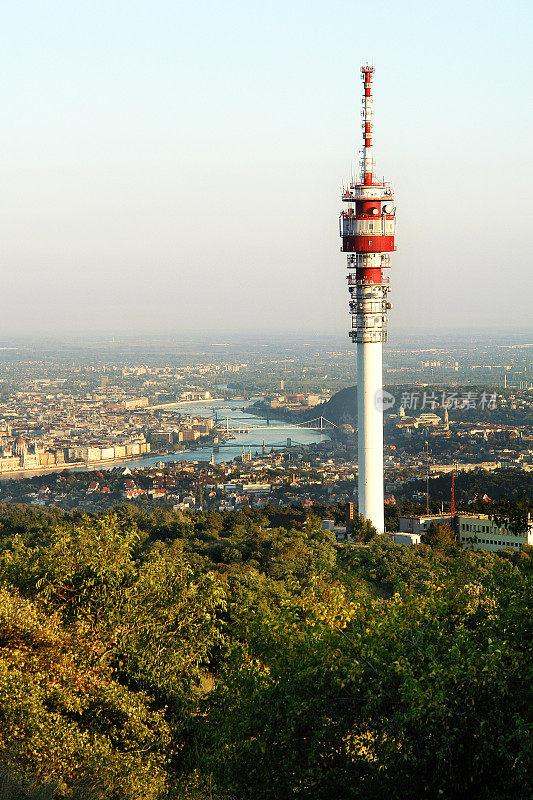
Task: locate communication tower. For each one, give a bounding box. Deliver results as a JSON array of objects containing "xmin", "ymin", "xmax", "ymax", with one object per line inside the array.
[{"xmin": 340, "ymin": 66, "xmax": 396, "ymax": 533}]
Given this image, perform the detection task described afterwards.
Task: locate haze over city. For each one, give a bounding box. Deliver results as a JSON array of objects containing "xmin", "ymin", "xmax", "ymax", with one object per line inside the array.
[{"xmin": 1, "ymin": 0, "xmax": 532, "ymax": 335}]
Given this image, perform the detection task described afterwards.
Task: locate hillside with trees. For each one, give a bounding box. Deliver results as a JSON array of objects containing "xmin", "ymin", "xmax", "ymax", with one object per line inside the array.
[
  {"xmin": 406, "ymin": 467, "xmax": 533, "ymax": 504},
  {"xmin": 0, "ymin": 503, "xmax": 530, "ymax": 799},
  {"xmin": 255, "ymin": 384, "xmax": 531, "ymax": 430}
]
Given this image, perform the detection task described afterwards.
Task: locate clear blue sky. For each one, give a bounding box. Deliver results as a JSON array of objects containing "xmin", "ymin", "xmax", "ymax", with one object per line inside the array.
[{"xmin": 0, "ymin": 0, "xmax": 531, "ymax": 335}]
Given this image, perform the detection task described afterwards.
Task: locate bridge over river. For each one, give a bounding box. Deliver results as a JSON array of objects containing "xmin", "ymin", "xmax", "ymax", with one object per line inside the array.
[
  {"xmin": 74, "ymin": 404, "xmax": 335, "ymax": 472},
  {"xmin": 215, "ymin": 415, "xmax": 337, "ymax": 435}
]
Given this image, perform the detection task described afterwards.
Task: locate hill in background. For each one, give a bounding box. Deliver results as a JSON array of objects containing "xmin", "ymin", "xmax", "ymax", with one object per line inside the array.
[
  {"xmin": 254, "ymin": 386, "xmax": 358, "ymax": 428},
  {"xmin": 309, "ymin": 386, "xmax": 357, "ymax": 427}
]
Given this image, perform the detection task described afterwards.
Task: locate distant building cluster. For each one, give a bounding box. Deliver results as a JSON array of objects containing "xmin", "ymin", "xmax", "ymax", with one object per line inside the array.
[
  {"xmin": 0, "ymin": 361, "xmax": 227, "ymax": 474},
  {"xmin": 0, "ymin": 436, "xmax": 43, "ymax": 473},
  {"xmin": 67, "ymin": 439, "xmax": 151, "ymax": 464},
  {"xmin": 265, "ymin": 392, "xmax": 329, "ymax": 411}
]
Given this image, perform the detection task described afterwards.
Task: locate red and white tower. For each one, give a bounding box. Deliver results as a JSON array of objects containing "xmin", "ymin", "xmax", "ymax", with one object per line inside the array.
[{"xmin": 340, "ymin": 66, "xmax": 395, "ymax": 533}]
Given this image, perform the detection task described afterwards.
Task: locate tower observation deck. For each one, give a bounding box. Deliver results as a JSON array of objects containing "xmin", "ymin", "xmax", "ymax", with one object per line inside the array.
[{"xmin": 340, "ymin": 66, "xmax": 396, "ymax": 533}]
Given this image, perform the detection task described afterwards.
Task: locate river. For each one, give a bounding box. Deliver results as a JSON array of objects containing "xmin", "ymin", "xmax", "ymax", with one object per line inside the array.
[{"xmin": 72, "ymin": 399, "xmax": 330, "ymax": 473}]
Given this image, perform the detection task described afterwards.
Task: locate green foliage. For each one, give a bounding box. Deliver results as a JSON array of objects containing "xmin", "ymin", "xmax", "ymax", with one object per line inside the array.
[
  {"xmin": 199, "ymin": 559, "xmax": 532, "ymax": 800},
  {"xmin": 350, "ymin": 513, "xmax": 378, "ymax": 542},
  {"xmin": 343, "ymin": 538, "xmax": 445, "ymax": 593},
  {"xmin": 0, "ymin": 515, "xmax": 225, "ymax": 715},
  {"xmin": 0, "ymin": 774, "xmax": 55, "ymax": 800},
  {"xmin": 0, "ymin": 503, "xmax": 530, "ymax": 798},
  {"xmin": 489, "ymin": 497, "xmax": 530, "ymax": 536},
  {"xmin": 421, "ymin": 520, "xmax": 457, "ymax": 549},
  {"xmin": 0, "ymin": 586, "xmax": 170, "ymax": 799},
  {"xmin": 0, "ymin": 515, "xmax": 138, "ymax": 620},
  {"xmin": 404, "ymin": 468, "xmax": 533, "ymax": 506}
]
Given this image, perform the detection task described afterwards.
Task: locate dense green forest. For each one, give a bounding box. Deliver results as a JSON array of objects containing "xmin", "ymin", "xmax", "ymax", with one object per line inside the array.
[{"xmin": 0, "ymin": 502, "xmax": 530, "ymax": 799}]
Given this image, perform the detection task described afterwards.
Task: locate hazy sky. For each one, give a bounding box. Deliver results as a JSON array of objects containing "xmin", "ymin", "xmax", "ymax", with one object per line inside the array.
[{"xmin": 1, "ymin": 0, "xmax": 532, "ymax": 336}]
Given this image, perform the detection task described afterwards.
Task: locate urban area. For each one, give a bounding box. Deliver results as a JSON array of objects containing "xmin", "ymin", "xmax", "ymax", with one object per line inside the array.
[{"xmin": 0, "ymin": 333, "xmax": 531, "ymax": 552}]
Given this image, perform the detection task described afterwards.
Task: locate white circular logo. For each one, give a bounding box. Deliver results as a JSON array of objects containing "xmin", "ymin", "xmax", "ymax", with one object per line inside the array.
[{"xmin": 375, "ymin": 389, "xmax": 395, "ymax": 411}]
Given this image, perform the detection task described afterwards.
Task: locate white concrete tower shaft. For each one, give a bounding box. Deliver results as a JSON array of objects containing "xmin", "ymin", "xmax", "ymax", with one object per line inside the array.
[
  {"xmin": 339, "ymin": 66, "xmax": 395, "ymax": 533},
  {"xmin": 357, "ymin": 339, "xmax": 384, "ymax": 531}
]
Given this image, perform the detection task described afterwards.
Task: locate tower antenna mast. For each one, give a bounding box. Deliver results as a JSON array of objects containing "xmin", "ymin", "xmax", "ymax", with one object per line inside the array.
[{"xmin": 339, "ymin": 66, "xmax": 395, "ymax": 533}]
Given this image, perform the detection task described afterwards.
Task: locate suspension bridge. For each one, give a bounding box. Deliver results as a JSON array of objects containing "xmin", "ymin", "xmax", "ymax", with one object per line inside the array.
[{"xmin": 215, "ymin": 416, "xmax": 337, "ymax": 435}]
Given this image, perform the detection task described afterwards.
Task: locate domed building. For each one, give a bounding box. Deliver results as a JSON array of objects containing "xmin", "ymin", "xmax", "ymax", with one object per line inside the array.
[{"xmin": 0, "ymin": 436, "xmax": 41, "ymax": 472}]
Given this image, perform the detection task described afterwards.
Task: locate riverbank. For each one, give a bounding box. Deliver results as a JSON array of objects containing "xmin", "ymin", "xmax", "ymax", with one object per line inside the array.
[
  {"xmin": 0, "ymin": 441, "xmax": 221, "ymax": 481},
  {"xmin": 148, "ymin": 396, "xmax": 262, "ymax": 409},
  {"xmin": 0, "ymin": 401, "xmax": 331, "ymax": 480},
  {"xmin": 0, "ymin": 452, "xmax": 159, "ymax": 481}
]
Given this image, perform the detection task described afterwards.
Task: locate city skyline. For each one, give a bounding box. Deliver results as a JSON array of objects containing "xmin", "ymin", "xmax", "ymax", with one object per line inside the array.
[{"xmin": 1, "ymin": 0, "xmax": 532, "ymax": 334}]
